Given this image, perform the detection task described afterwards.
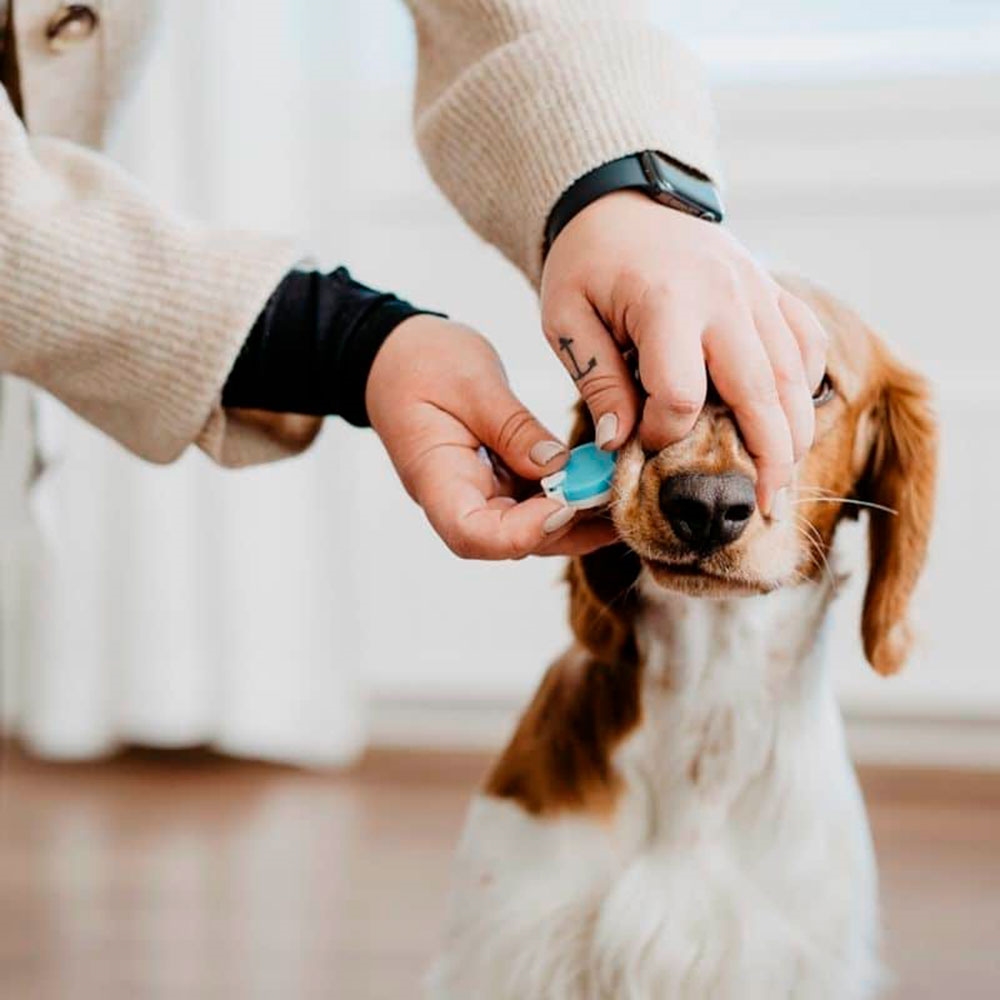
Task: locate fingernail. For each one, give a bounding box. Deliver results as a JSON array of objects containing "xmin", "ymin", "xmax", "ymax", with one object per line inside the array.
[
  {"xmin": 595, "ymin": 413, "xmax": 618, "ymax": 451},
  {"xmin": 769, "ymin": 487, "xmax": 791, "ymax": 522},
  {"xmin": 529, "ymin": 440, "xmax": 566, "ymax": 467},
  {"xmin": 543, "ymin": 504, "xmax": 576, "ymax": 534}
]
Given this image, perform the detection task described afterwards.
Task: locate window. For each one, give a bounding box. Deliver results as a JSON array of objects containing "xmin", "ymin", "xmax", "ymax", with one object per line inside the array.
[{"xmin": 655, "ymin": 0, "xmax": 1000, "ymax": 81}]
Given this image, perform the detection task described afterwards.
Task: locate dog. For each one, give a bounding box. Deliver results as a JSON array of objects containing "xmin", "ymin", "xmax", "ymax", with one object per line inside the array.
[{"xmin": 427, "ymin": 277, "xmax": 938, "ymax": 1000}]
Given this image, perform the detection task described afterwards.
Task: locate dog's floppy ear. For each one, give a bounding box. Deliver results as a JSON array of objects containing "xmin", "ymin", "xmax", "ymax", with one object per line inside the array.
[
  {"xmin": 566, "ymin": 403, "xmax": 642, "ymax": 665},
  {"xmin": 858, "ymin": 352, "xmax": 938, "ymax": 675}
]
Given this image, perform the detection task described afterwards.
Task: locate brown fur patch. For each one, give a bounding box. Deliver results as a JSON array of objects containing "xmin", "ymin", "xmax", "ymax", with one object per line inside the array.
[
  {"xmin": 484, "ymin": 647, "xmax": 642, "ymax": 816},
  {"xmin": 858, "ymin": 349, "xmax": 938, "ymax": 674},
  {"xmin": 781, "ymin": 285, "xmax": 938, "ymax": 673}
]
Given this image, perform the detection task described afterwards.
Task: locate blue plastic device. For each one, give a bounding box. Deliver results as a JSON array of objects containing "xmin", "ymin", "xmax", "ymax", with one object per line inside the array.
[{"xmin": 541, "ymin": 443, "xmax": 617, "ymax": 510}]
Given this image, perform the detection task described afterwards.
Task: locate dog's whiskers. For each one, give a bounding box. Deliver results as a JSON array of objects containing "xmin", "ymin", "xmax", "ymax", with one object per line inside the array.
[
  {"xmin": 793, "ymin": 496, "xmax": 898, "ymax": 516},
  {"xmin": 794, "ymin": 514, "xmax": 838, "ymax": 593}
]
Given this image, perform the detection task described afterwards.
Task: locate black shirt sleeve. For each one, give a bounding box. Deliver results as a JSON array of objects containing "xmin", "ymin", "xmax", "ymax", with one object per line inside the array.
[{"xmin": 221, "ymin": 267, "xmax": 444, "ymax": 427}]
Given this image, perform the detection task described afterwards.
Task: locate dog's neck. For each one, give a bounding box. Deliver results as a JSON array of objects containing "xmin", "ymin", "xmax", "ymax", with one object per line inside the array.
[
  {"xmin": 618, "ymin": 573, "xmax": 842, "ymax": 840},
  {"xmin": 635, "ymin": 571, "xmax": 837, "ymax": 702}
]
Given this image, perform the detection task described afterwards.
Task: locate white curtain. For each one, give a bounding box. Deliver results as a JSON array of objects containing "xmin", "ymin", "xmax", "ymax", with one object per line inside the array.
[
  {"xmin": 1, "ymin": 0, "xmax": 586, "ymax": 764},
  {"xmin": 0, "ymin": 2, "xmax": 423, "ymax": 764}
]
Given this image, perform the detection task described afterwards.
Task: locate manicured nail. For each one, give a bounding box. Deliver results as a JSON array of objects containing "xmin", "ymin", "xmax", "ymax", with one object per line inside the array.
[
  {"xmin": 770, "ymin": 487, "xmax": 791, "ymax": 522},
  {"xmin": 595, "ymin": 413, "xmax": 618, "ymax": 451},
  {"xmin": 529, "ymin": 440, "xmax": 566, "ymax": 467},
  {"xmin": 543, "ymin": 505, "xmax": 576, "ymax": 534}
]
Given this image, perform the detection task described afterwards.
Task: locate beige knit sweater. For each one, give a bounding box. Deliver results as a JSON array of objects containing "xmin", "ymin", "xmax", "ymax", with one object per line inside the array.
[{"xmin": 0, "ymin": 0, "xmax": 720, "ymax": 467}]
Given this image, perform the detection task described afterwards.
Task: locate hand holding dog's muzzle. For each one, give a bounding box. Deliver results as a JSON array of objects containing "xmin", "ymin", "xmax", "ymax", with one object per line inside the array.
[{"xmin": 540, "ymin": 190, "xmax": 829, "ymax": 517}]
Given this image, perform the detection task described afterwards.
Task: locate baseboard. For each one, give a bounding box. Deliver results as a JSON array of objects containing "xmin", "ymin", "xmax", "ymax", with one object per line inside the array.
[
  {"xmin": 843, "ymin": 711, "xmax": 1000, "ymax": 770},
  {"xmin": 369, "ymin": 696, "xmax": 1000, "ymax": 771},
  {"xmin": 370, "ymin": 697, "xmax": 518, "ymax": 753}
]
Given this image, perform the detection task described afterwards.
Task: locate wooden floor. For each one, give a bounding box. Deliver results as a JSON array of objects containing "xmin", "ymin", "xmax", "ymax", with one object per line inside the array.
[{"xmin": 1, "ymin": 747, "xmax": 998, "ymax": 999}]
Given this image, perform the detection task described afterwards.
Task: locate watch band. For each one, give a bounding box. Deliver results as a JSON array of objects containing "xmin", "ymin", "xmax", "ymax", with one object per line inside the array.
[{"xmin": 543, "ymin": 151, "xmax": 724, "ymax": 256}]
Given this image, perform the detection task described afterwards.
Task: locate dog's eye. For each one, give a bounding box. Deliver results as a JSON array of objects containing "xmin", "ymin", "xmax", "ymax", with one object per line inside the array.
[{"xmin": 812, "ymin": 374, "xmax": 835, "ymax": 407}]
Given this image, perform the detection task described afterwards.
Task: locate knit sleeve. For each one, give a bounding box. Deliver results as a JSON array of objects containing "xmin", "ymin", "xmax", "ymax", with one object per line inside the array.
[
  {"xmin": 405, "ymin": 0, "xmax": 722, "ymax": 288},
  {"xmin": 0, "ymin": 90, "xmax": 320, "ymax": 468}
]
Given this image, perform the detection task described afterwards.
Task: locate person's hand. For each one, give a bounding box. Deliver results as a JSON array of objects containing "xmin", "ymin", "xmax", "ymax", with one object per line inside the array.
[
  {"xmin": 366, "ymin": 315, "xmax": 617, "ymax": 560},
  {"xmin": 539, "ymin": 191, "xmax": 829, "ymax": 515}
]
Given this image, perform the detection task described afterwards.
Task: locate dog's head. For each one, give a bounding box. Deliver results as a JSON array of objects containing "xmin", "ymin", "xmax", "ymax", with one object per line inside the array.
[{"xmin": 568, "ymin": 277, "xmax": 938, "ymax": 676}]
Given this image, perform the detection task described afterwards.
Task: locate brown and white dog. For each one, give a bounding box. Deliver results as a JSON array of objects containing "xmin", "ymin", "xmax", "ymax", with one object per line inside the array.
[{"xmin": 427, "ymin": 278, "xmax": 938, "ymax": 1000}]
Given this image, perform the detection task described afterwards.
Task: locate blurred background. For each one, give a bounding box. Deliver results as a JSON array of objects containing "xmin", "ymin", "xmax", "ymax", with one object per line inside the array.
[
  {"xmin": 2, "ymin": 0, "xmax": 998, "ymax": 768},
  {"xmin": 1, "ymin": 2, "xmax": 998, "ymax": 997}
]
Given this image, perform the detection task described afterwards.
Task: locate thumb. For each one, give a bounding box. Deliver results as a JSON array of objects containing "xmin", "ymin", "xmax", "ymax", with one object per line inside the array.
[
  {"xmin": 466, "ymin": 377, "xmax": 569, "ymax": 482},
  {"xmin": 542, "ymin": 297, "xmax": 640, "ymax": 452}
]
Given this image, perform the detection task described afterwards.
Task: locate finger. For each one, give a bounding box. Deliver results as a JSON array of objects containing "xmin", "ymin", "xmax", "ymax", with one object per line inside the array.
[
  {"xmin": 752, "ymin": 298, "xmax": 815, "ymax": 462},
  {"xmin": 779, "ymin": 291, "xmax": 829, "ymax": 392},
  {"xmin": 535, "ymin": 516, "xmax": 619, "ymax": 556},
  {"xmin": 542, "ymin": 296, "xmax": 639, "ymax": 451},
  {"xmin": 412, "ymin": 442, "xmax": 572, "ymax": 560},
  {"xmin": 449, "ymin": 492, "xmax": 575, "ymax": 560},
  {"xmin": 462, "ymin": 379, "xmax": 569, "ymax": 482},
  {"xmin": 704, "ymin": 321, "xmax": 795, "ymax": 515},
  {"xmin": 632, "ymin": 291, "xmax": 708, "ymax": 451}
]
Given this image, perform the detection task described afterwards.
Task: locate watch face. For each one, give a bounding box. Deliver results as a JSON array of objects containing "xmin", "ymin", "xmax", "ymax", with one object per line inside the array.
[
  {"xmin": 656, "ymin": 190, "xmax": 717, "ymax": 221},
  {"xmin": 642, "ymin": 151, "xmax": 724, "ymax": 223}
]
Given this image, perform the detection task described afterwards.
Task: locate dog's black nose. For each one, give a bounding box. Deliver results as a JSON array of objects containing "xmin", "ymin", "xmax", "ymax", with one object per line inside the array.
[{"xmin": 660, "ymin": 473, "xmax": 756, "ymax": 551}]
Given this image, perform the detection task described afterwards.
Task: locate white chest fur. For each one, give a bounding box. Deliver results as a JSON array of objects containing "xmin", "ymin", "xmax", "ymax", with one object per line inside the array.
[{"xmin": 428, "ymin": 578, "xmax": 881, "ymax": 1000}]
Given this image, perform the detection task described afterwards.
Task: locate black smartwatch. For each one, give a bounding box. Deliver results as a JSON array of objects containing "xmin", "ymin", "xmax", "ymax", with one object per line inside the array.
[{"xmin": 544, "ymin": 151, "xmax": 724, "ymax": 255}]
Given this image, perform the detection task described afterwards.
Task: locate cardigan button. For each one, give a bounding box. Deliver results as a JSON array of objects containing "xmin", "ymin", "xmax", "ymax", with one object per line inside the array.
[{"xmin": 45, "ymin": 4, "xmax": 99, "ymax": 53}]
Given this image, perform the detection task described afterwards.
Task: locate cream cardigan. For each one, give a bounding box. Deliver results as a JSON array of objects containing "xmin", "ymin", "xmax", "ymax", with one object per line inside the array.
[{"xmin": 0, "ymin": 0, "xmax": 720, "ymax": 467}]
